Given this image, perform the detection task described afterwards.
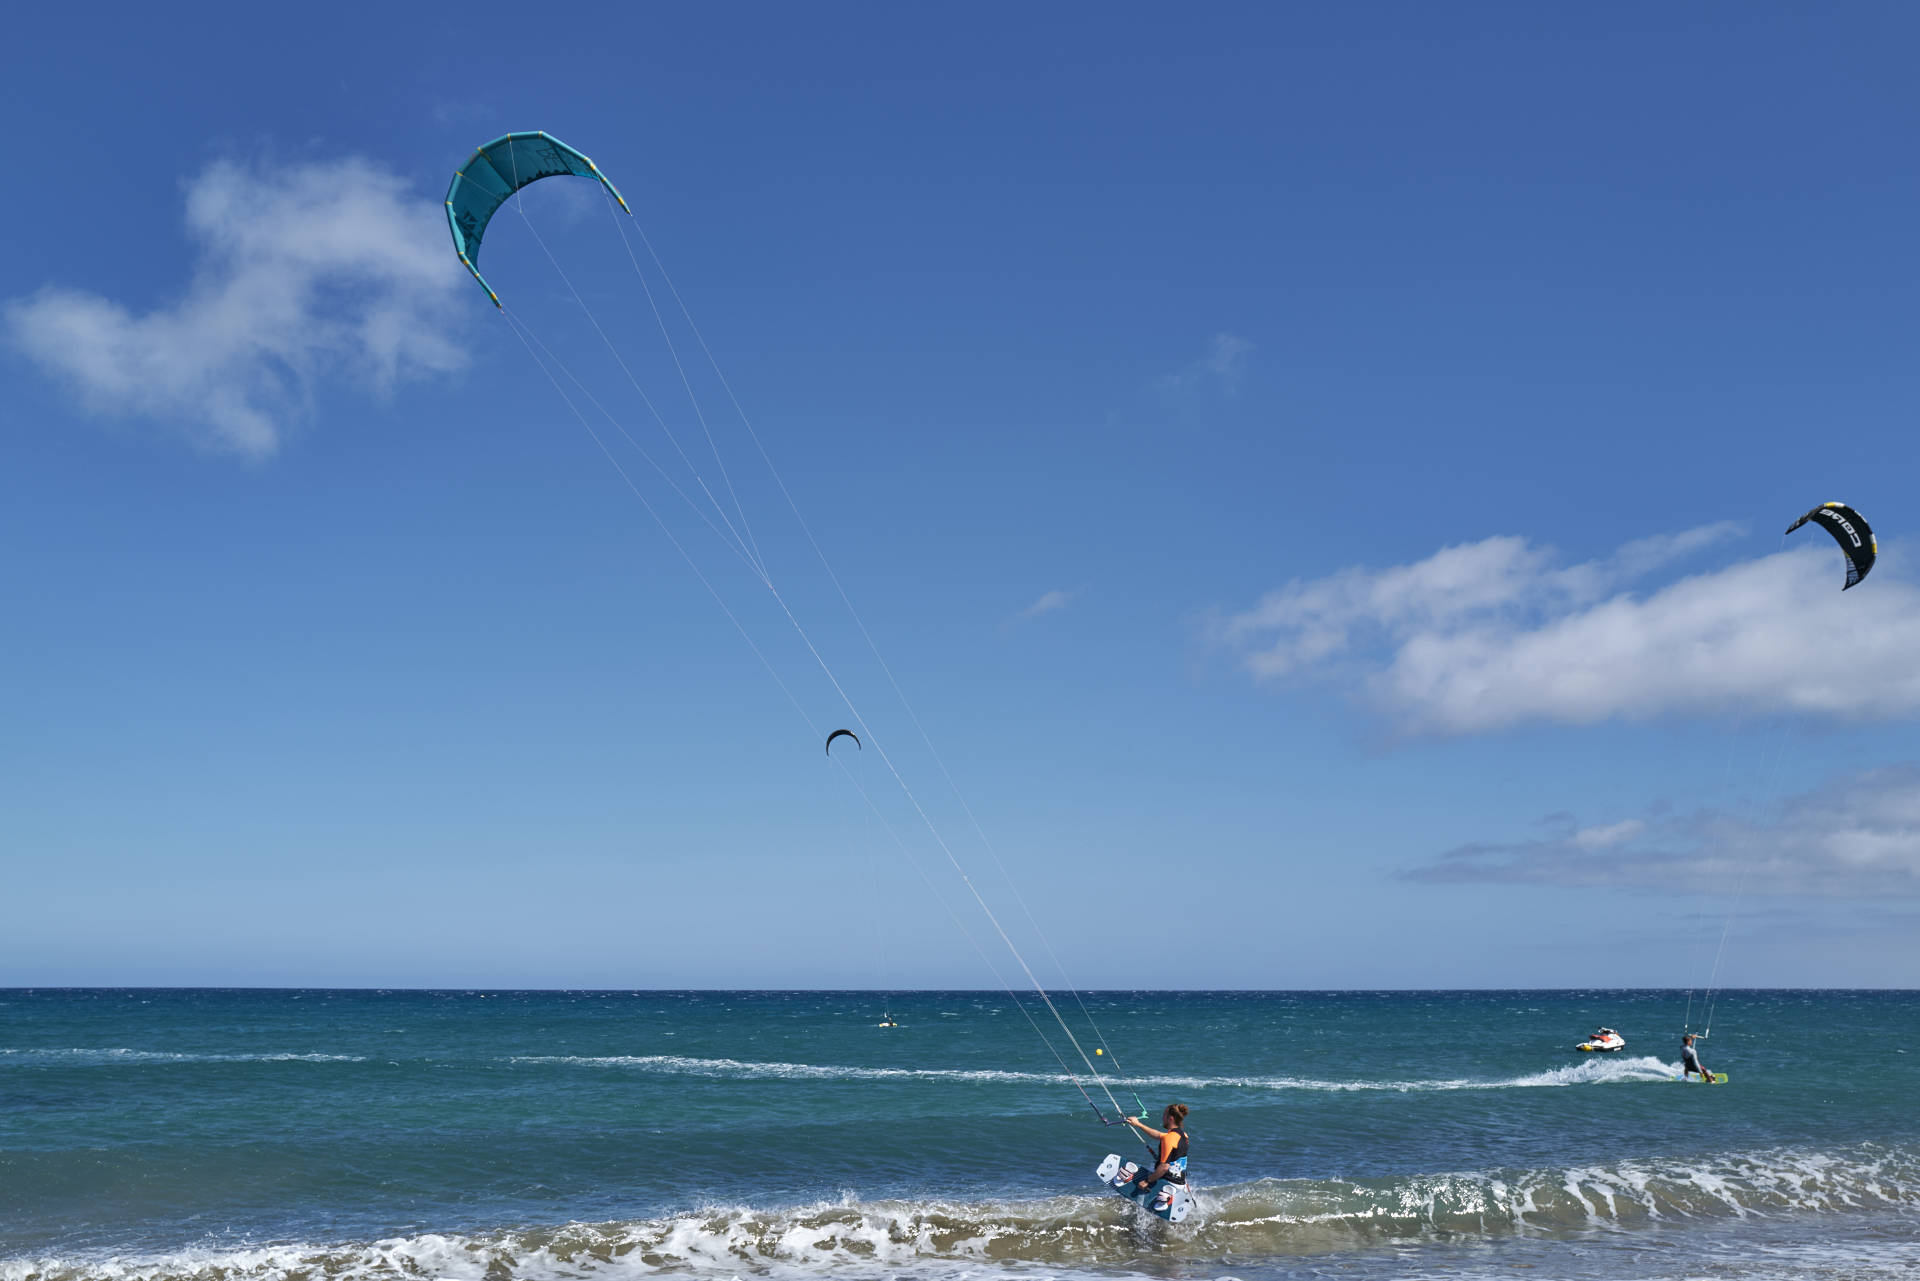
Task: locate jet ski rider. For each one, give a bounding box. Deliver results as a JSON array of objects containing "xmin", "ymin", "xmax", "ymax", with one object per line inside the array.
[
  {"xmin": 1122, "ymin": 1104, "xmax": 1190, "ymax": 1191},
  {"xmin": 1681, "ymin": 1033, "xmax": 1716, "ymax": 1083}
]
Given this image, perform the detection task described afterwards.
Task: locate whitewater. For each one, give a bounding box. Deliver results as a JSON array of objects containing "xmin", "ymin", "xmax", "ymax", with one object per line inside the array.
[{"xmin": 3, "ymin": 988, "xmax": 1916, "ymax": 1280}]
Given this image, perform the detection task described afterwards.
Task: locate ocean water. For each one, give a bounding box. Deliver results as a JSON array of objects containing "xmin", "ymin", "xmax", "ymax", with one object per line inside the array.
[{"xmin": 1, "ymin": 989, "xmax": 1916, "ymax": 1280}]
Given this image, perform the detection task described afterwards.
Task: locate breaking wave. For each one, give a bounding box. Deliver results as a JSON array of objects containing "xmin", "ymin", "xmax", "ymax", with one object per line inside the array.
[
  {"xmin": 0, "ymin": 1049, "xmax": 366, "ymax": 1066},
  {"xmin": 4, "ymin": 1144, "xmax": 1914, "ymax": 1280},
  {"xmin": 0, "ymin": 1050, "xmax": 1679, "ymax": 1089},
  {"xmin": 507, "ymin": 1052, "xmax": 1682, "ymax": 1092}
]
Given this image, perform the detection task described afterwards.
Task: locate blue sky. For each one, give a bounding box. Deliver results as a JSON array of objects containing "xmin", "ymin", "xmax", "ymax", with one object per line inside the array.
[{"xmin": 4, "ymin": 4, "xmax": 1919, "ymax": 989}]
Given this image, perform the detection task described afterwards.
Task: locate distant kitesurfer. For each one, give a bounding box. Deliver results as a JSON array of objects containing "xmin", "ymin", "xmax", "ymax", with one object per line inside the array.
[
  {"xmin": 1681, "ymin": 1033, "xmax": 1715, "ymax": 1083},
  {"xmin": 1122, "ymin": 1104, "xmax": 1190, "ymax": 1190}
]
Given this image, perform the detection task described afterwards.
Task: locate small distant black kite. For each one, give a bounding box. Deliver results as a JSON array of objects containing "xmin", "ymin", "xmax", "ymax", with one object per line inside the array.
[{"xmin": 826, "ymin": 728, "xmax": 861, "ymax": 755}]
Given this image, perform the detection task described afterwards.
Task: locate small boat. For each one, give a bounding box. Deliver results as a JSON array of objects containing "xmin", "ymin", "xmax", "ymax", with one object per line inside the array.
[{"xmin": 1576, "ymin": 1028, "xmax": 1625, "ymax": 1052}]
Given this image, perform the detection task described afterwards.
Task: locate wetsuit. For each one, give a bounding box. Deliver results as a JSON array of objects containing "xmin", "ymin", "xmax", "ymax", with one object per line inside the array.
[{"xmin": 1681, "ymin": 1041, "xmax": 1710, "ymax": 1079}]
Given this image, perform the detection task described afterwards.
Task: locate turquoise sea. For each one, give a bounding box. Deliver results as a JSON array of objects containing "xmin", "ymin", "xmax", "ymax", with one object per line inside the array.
[{"xmin": 2, "ymin": 988, "xmax": 1916, "ymax": 1280}]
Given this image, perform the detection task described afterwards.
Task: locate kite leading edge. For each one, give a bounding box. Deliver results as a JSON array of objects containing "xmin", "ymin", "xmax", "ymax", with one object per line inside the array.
[{"xmin": 445, "ymin": 131, "xmax": 632, "ymax": 307}]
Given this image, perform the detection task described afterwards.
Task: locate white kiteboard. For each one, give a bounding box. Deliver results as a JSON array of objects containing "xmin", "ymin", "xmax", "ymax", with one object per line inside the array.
[{"xmin": 1097, "ymin": 1153, "xmax": 1192, "ymax": 1223}]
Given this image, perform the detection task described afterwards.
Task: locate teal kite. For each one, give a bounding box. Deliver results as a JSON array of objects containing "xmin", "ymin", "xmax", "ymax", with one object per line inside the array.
[{"xmin": 445, "ymin": 132, "xmax": 631, "ymax": 307}]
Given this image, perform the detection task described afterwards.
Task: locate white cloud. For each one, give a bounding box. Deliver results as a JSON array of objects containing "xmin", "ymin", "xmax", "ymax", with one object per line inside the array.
[
  {"xmin": 1571, "ymin": 818, "xmax": 1646, "ymax": 850},
  {"xmin": 1156, "ymin": 332, "xmax": 1254, "ymax": 396},
  {"xmin": 1003, "ymin": 587, "xmax": 1078, "ymax": 630},
  {"xmin": 1201, "ymin": 333, "xmax": 1254, "ymax": 377},
  {"xmin": 1021, "ymin": 588, "xmax": 1074, "ymax": 619},
  {"xmin": 1408, "ymin": 766, "xmax": 1920, "ymax": 899},
  {"xmin": 1220, "ymin": 525, "xmax": 1920, "ymax": 733},
  {"xmin": 5, "ymin": 157, "xmax": 466, "ymax": 456}
]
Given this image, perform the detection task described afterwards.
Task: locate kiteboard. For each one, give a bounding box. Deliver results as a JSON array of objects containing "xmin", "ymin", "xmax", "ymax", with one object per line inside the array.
[
  {"xmin": 1096, "ymin": 1153, "xmax": 1193, "ymax": 1223},
  {"xmin": 1672, "ymin": 1072, "xmax": 1729, "ymax": 1083}
]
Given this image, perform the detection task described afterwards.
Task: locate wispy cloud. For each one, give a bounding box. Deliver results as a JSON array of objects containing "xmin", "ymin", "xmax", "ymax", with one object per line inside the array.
[
  {"xmin": 1022, "ymin": 588, "xmax": 1074, "ymax": 619},
  {"xmin": 5, "ymin": 157, "xmax": 466, "ymax": 457},
  {"xmin": 1156, "ymin": 332, "xmax": 1254, "ymax": 397},
  {"xmin": 1217, "ymin": 525, "xmax": 1920, "ymax": 733},
  {"xmin": 1005, "ymin": 588, "xmax": 1077, "ymax": 629},
  {"xmin": 1406, "ymin": 765, "xmax": 1920, "ymax": 899}
]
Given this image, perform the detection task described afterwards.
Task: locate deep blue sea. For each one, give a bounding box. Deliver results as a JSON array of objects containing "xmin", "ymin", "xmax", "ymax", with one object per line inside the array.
[{"xmin": 2, "ymin": 989, "xmax": 1916, "ymax": 1280}]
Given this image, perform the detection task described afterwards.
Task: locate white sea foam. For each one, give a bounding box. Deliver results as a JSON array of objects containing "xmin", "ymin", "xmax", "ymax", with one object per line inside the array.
[
  {"xmin": 0, "ymin": 1047, "xmax": 1671, "ymax": 1088},
  {"xmin": 0, "ymin": 1048, "xmax": 366, "ymax": 1066},
  {"xmin": 1502, "ymin": 1054, "xmax": 1681, "ymax": 1087},
  {"xmin": 3, "ymin": 1144, "xmax": 1914, "ymax": 1281},
  {"xmin": 507, "ymin": 1052, "xmax": 1682, "ymax": 1093}
]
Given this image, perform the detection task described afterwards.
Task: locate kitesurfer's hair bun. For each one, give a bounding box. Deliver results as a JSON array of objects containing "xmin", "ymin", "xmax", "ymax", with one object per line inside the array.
[{"xmin": 1166, "ymin": 1103, "xmax": 1189, "ymax": 1125}]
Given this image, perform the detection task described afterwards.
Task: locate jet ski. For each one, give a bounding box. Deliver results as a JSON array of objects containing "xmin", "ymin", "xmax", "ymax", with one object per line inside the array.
[{"xmin": 1576, "ymin": 1028, "xmax": 1625, "ymax": 1052}]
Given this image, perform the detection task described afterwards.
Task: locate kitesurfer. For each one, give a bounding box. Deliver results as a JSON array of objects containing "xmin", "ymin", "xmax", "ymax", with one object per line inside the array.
[
  {"xmin": 1681, "ymin": 1033, "xmax": 1715, "ymax": 1083},
  {"xmin": 1123, "ymin": 1104, "xmax": 1190, "ymax": 1190}
]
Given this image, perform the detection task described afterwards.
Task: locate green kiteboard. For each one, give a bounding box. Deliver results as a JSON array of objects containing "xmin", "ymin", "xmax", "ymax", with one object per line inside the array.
[{"xmin": 1672, "ymin": 1072, "xmax": 1729, "ymax": 1083}]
